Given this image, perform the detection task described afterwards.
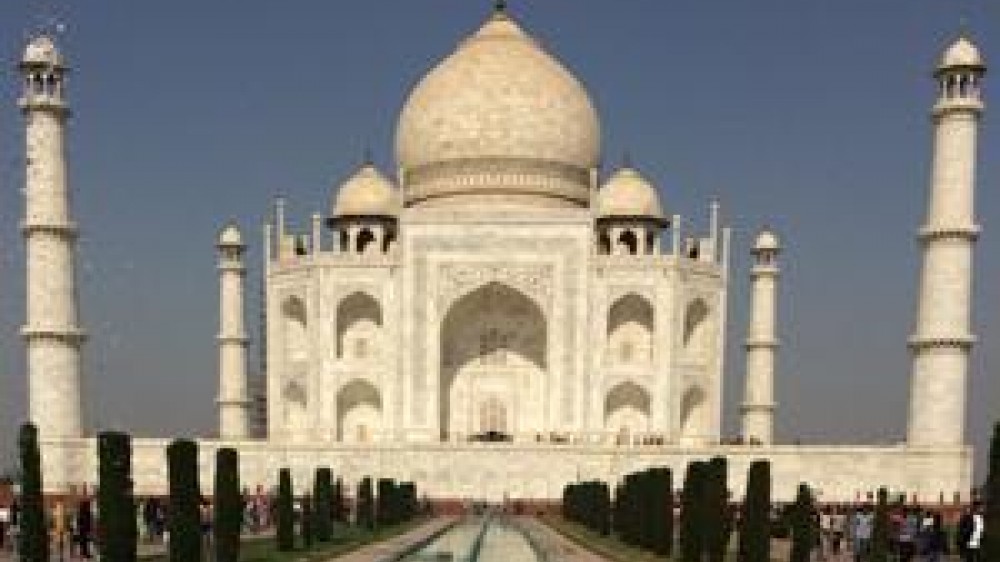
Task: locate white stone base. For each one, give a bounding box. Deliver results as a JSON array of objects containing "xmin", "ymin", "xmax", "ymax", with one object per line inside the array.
[{"xmin": 40, "ymin": 437, "xmax": 972, "ymax": 504}]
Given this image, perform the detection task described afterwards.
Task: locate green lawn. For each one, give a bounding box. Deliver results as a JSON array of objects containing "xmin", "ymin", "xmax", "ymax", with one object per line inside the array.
[
  {"xmin": 540, "ymin": 514, "xmax": 754, "ymax": 562},
  {"xmin": 539, "ymin": 514, "xmax": 672, "ymax": 562},
  {"xmin": 140, "ymin": 518, "xmax": 428, "ymax": 562}
]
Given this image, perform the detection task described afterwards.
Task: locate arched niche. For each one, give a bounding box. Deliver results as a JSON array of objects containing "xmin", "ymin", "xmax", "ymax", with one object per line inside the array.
[
  {"xmin": 282, "ymin": 379, "xmax": 309, "ymax": 440},
  {"xmin": 604, "ymin": 381, "xmax": 651, "ymax": 438},
  {"xmin": 282, "ymin": 296, "xmax": 309, "ymax": 366},
  {"xmin": 679, "ymin": 386, "xmax": 707, "ymax": 442},
  {"xmin": 682, "ymin": 298, "xmax": 712, "ymax": 362},
  {"xmin": 336, "ymin": 292, "xmax": 382, "ymax": 360},
  {"xmin": 608, "ymin": 293, "xmax": 654, "ymax": 365},
  {"xmin": 439, "ymin": 282, "xmax": 547, "ymax": 441},
  {"xmin": 337, "ymin": 379, "xmax": 382, "ymax": 443}
]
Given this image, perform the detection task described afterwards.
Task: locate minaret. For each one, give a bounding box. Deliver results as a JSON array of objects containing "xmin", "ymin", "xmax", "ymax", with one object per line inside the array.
[
  {"xmin": 740, "ymin": 228, "xmax": 781, "ymax": 445},
  {"xmin": 19, "ymin": 35, "xmax": 85, "ymax": 439},
  {"xmin": 907, "ymin": 36, "xmax": 986, "ymax": 447},
  {"xmin": 217, "ymin": 223, "xmax": 251, "ymax": 439}
]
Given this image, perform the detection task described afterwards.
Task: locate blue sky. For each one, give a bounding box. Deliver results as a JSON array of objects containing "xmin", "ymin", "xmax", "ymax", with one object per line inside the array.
[{"xmin": 0, "ymin": 1, "xmax": 997, "ymax": 477}]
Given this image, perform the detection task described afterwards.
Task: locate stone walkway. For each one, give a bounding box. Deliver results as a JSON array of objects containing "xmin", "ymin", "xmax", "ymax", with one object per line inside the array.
[{"xmin": 323, "ymin": 517, "xmax": 456, "ymax": 562}]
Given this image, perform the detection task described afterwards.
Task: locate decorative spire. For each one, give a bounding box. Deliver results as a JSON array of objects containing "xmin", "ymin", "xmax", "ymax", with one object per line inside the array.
[
  {"xmin": 494, "ymin": 0, "xmax": 507, "ymax": 14},
  {"xmin": 622, "ymin": 150, "xmax": 633, "ymax": 169},
  {"xmin": 362, "ymin": 145, "xmax": 373, "ymax": 167}
]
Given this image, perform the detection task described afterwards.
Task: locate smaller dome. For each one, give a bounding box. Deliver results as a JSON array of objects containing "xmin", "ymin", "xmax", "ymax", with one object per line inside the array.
[
  {"xmin": 22, "ymin": 35, "xmax": 64, "ymax": 67},
  {"xmin": 753, "ymin": 228, "xmax": 781, "ymax": 253},
  {"xmin": 938, "ymin": 36, "xmax": 985, "ymax": 71},
  {"xmin": 217, "ymin": 223, "xmax": 244, "ymax": 248},
  {"xmin": 597, "ymin": 166, "xmax": 665, "ymax": 220},
  {"xmin": 332, "ymin": 163, "xmax": 399, "ymax": 217}
]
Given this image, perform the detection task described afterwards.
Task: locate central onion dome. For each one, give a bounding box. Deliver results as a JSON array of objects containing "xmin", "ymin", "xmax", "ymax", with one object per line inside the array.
[{"xmin": 396, "ymin": 8, "xmax": 601, "ymax": 208}]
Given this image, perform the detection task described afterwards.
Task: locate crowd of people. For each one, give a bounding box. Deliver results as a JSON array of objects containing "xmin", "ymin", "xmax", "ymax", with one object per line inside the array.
[
  {"xmin": 0, "ymin": 493, "xmax": 990, "ymax": 561},
  {"xmin": 810, "ymin": 501, "xmax": 985, "ymax": 562},
  {"xmin": 0, "ymin": 493, "xmax": 277, "ymax": 560}
]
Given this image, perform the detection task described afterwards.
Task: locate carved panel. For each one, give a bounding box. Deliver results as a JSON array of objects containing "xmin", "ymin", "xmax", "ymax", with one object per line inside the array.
[{"xmin": 437, "ymin": 262, "xmax": 553, "ymax": 313}]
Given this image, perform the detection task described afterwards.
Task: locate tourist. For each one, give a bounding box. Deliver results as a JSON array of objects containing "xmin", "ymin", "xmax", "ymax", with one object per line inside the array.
[
  {"xmin": 919, "ymin": 511, "xmax": 948, "ymax": 562},
  {"xmin": 0, "ymin": 502, "xmax": 9, "ymax": 551},
  {"xmin": 73, "ymin": 499, "xmax": 93, "ymax": 559},
  {"xmin": 830, "ymin": 506, "xmax": 848, "ymax": 557},
  {"xmin": 819, "ymin": 506, "xmax": 834, "ymax": 559},
  {"xmin": 897, "ymin": 507, "xmax": 920, "ymax": 562},
  {"xmin": 956, "ymin": 502, "xmax": 984, "ymax": 562},
  {"xmin": 51, "ymin": 500, "xmax": 69, "ymax": 560},
  {"xmin": 851, "ymin": 504, "xmax": 873, "ymax": 562},
  {"xmin": 200, "ymin": 500, "xmax": 214, "ymax": 551},
  {"xmin": 142, "ymin": 498, "xmax": 160, "ymax": 543}
]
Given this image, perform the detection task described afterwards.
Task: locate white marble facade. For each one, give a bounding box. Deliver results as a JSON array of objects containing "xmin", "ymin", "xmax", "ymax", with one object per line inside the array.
[
  {"xmin": 263, "ymin": 9, "xmax": 727, "ymax": 450},
  {"xmin": 266, "ymin": 210, "xmax": 726, "ymax": 448},
  {"xmin": 22, "ymin": 8, "xmax": 986, "ymax": 503}
]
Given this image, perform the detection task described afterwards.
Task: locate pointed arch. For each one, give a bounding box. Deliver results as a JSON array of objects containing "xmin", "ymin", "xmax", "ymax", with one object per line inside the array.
[
  {"xmin": 618, "ymin": 229, "xmax": 639, "ymax": 255},
  {"xmin": 337, "ymin": 379, "xmax": 382, "ymax": 443},
  {"xmin": 282, "ymin": 296, "xmax": 308, "ymax": 365},
  {"xmin": 336, "ymin": 292, "xmax": 382, "ymax": 360},
  {"xmin": 356, "ymin": 228, "xmax": 376, "ymax": 254},
  {"xmin": 604, "ymin": 381, "xmax": 651, "ymax": 438},
  {"xmin": 682, "ymin": 298, "xmax": 712, "ymax": 361},
  {"xmin": 439, "ymin": 282, "xmax": 547, "ymax": 441},
  {"xmin": 679, "ymin": 386, "xmax": 707, "ymax": 442},
  {"xmin": 282, "ymin": 379, "xmax": 309, "ymax": 438},
  {"xmin": 608, "ymin": 293, "xmax": 654, "ymax": 365}
]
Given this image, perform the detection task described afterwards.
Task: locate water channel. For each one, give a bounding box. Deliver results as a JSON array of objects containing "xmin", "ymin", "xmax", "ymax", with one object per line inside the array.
[{"xmin": 396, "ymin": 516, "xmax": 548, "ymax": 562}]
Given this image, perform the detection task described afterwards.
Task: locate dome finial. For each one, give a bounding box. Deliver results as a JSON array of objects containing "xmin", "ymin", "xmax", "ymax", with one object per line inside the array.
[
  {"xmin": 622, "ymin": 150, "xmax": 633, "ymax": 169},
  {"xmin": 362, "ymin": 145, "xmax": 373, "ymax": 166},
  {"xmin": 958, "ymin": 15, "xmax": 970, "ymax": 38},
  {"xmin": 494, "ymin": 0, "xmax": 507, "ymax": 13}
]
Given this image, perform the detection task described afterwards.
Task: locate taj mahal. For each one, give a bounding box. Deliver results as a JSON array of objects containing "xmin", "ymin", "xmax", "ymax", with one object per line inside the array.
[{"xmin": 18, "ymin": 5, "xmax": 987, "ymax": 502}]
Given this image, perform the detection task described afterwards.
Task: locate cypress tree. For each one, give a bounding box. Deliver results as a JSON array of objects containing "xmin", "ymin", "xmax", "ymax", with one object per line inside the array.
[
  {"xmin": 598, "ymin": 481, "xmax": 612, "ymax": 537},
  {"xmin": 376, "ymin": 478, "xmax": 394, "ymax": 527},
  {"xmin": 789, "ymin": 483, "xmax": 816, "ymax": 562},
  {"xmin": 276, "ymin": 469, "xmax": 295, "ymax": 551},
  {"xmin": 17, "ymin": 423, "xmax": 47, "ymax": 562},
  {"xmin": 870, "ymin": 487, "xmax": 890, "ymax": 562},
  {"xmin": 98, "ymin": 431, "xmax": 137, "ymax": 562},
  {"xmin": 313, "ymin": 467, "xmax": 333, "ymax": 542},
  {"xmin": 301, "ymin": 495, "xmax": 314, "ymax": 550},
  {"xmin": 680, "ymin": 461, "xmax": 707, "ymax": 562},
  {"xmin": 983, "ymin": 421, "xmax": 1000, "ymax": 561},
  {"xmin": 738, "ymin": 460, "xmax": 771, "ymax": 562},
  {"xmin": 638, "ymin": 471, "xmax": 655, "ymax": 550},
  {"xmin": 706, "ymin": 456, "xmax": 730, "ymax": 562},
  {"xmin": 357, "ymin": 477, "xmax": 375, "ymax": 530},
  {"xmin": 400, "ymin": 482, "xmax": 417, "ymax": 521},
  {"xmin": 648, "ymin": 467, "xmax": 673, "ymax": 556},
  {"xmin": 167, "ymin": 439, "xmax": 202, "ymax": 562},
  {"xmin": 213, "ymin": 448, "xmax": 241, "ymax": 562},
  {"xmin": 334, "ymin": 477, "xmax": 346, "ymax": 523}
]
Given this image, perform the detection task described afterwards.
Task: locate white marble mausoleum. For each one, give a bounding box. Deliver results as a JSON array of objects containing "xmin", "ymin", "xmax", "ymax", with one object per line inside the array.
[{"xmin": 19, "ymin": 6, "xmax": 987, "ymax": 502}]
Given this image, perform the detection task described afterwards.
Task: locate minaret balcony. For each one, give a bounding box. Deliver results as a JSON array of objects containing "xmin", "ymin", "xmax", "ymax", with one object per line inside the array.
[
  {"xmin": 917, "ymin": 224, "xmax": 980, "ymax": 242},
  {"xmin": 18, "ymin": 96, "xmax": 70, "ymax": 115},
  {"xmin": 907, "ymin": 334, "xmax": 976, "ymax": 350},
  {"xmin": 20, "ymin": 220, "xmax": 78, "ymax": 237},
  {"xmin": 21, "ymin": 325, "xmax": 87, "ymax": 343}
]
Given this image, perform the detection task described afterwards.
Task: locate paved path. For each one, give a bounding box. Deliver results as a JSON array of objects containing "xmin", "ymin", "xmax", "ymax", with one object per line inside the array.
[{"xmin": 323, "ymin": 517, "xmax": 456, "ymax": 562}]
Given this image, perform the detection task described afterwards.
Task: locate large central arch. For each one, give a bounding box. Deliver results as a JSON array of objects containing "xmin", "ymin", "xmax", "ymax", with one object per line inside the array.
[{"xmin": 439, "ymin": 282, "xmax": 547, "ymax": 441}]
